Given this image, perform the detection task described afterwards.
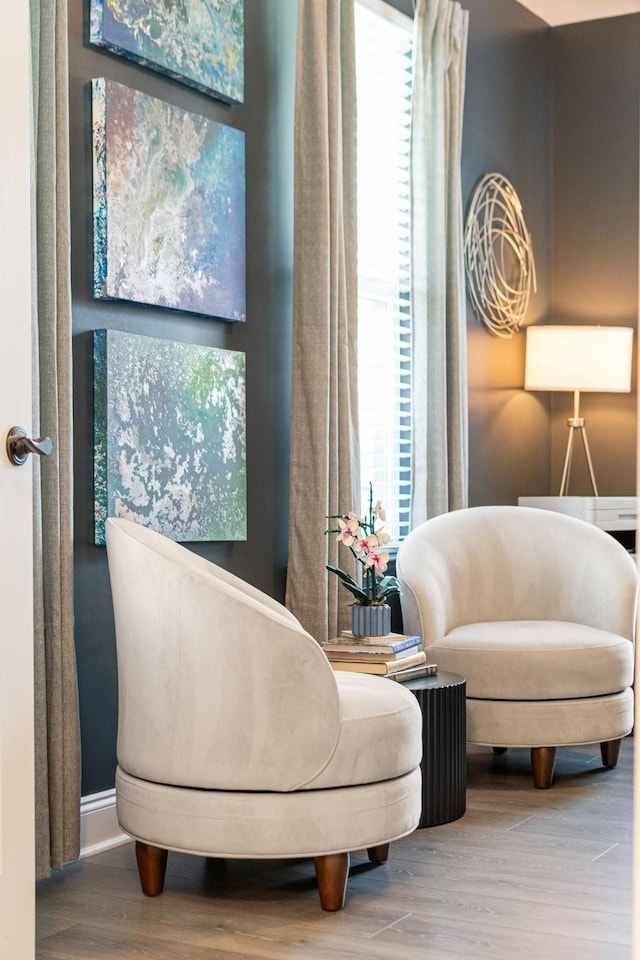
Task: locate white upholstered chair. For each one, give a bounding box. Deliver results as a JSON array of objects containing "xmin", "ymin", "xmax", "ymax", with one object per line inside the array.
[
  {"xmin": 105, "ymin": 517, "xmax": 422, "ymax": 910},
  {"xmin": 397, "ymin": 505, "xmax": 637, "ymax": 789}
]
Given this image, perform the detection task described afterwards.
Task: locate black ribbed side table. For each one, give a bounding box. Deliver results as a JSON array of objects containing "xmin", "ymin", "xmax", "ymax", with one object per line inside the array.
[{"xmin": 402, "ymin": 671, "xmax": 466, "ymax": 827}]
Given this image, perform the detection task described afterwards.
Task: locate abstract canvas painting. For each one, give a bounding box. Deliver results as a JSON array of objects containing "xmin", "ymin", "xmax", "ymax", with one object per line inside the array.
[
  {"xmin": 89, "ymin": 0, "xmax": 244, "ymax": 104},
  {"xmin": 94, "ymin": 329, "xmax": 247, "ymax": 545},
  {"xmin": 92, "ymin": 78, "xmax": 246, "ymax": 322}
]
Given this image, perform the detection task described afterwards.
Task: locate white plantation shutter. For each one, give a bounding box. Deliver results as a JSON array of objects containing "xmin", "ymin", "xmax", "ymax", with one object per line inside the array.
[{"xmin": 355, "ymin": 0, "xmax": 412, "ymax": 544}]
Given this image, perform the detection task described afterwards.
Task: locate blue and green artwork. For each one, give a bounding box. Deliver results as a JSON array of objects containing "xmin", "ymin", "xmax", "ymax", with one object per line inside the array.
[
  {"xmin": 89, "ymin": 0, "xmax": 244, "ymax": 104},
  {"xmin": 94, "ymin": 329, "xmax": 246, "ymax": 545},
  {"xmin": 92, "ymin": 78, "xmax": 246, "ymax": 322}
]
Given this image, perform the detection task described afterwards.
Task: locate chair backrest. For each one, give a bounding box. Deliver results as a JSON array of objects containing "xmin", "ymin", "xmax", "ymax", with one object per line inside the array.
[
  {"xmin": 397, "ymin": 505, "xmax": 638, "ymax": 646},
  {"xmin": 106, "ymin": 518, "xmax": 340, "ymax": 792}
]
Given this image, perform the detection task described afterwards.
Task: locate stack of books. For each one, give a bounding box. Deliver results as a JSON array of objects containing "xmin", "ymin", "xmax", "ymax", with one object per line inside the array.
[{"xmin": 321, "ymin": 631, "xmax": 437, "ymax": 682}]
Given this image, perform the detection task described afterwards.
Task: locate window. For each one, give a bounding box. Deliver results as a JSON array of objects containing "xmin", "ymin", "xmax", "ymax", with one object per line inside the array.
[{"xmin": 355, "ymin": 0, "xmax": 412, "ymax": 544}]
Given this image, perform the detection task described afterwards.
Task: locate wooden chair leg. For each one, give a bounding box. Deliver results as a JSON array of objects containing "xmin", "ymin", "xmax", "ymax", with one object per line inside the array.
[
  {"xmin": 531, "ymin": 746, "xmax": 556, "ymax": 789},
  {"xmin": 367, "ymin": 843, "xmax": 389, "ymax": 864},
  {"xmin": 601, "ymin": 738, "xmax": 622, "ymax": 769},
  {"xmin": 135, "ymin": 841, "xmax": 168, "ymax": 896},
  {"xmin": 314, "ymin": 852, "xmax": 350, "ymax": 911}
]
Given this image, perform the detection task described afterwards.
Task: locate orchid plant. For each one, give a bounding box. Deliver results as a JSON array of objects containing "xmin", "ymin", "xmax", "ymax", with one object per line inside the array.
[{"xmin": 326, "ymin": 484, "xmax": 401, "ymax": 606}]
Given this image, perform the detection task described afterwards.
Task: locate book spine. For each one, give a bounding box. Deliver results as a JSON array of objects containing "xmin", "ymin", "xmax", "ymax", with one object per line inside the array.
[
  {"xmin": 322, "ymin": 635, "xmax": 421, "ymax": 655},
  {"xmin": 330, "ymin": 652, "xmax": 427, "ymax": 675},
  {"xmin": 340, "ymin": 631, "xmax": 421, "ymax": 646},
  {"xmin": 321, "ymin": 643, "xmax": 421, "ymax": 660},
  {"xmin": 388, "ymin": 663, "xmax": 438, "ymax": 681}
]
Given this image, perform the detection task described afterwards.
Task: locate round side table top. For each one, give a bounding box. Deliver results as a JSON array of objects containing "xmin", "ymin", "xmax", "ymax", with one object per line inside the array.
[{"xmin": 400, "ymin": 670, "xmax": 465, "ymax": 692}]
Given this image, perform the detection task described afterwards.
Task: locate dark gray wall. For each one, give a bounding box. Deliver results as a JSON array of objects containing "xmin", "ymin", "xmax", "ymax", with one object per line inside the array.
[
  {"xmin": 69, "ymin": 0, "xmax": 298, "ymax": 794},
  {"xmin": 69, "ymin": 0, "xmax": 554, "ymax": 797},
  {"xmin": 462, "ymin": 0, "xmax": 553, "ymax": 506},
  {"xmin": 550, "ymin": 15, "xmax": 639, "ymax": 496}
]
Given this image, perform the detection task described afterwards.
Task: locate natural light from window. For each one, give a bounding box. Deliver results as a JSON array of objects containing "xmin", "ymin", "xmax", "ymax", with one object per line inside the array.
[{"xmin": 355, "ymin": 0, "xmax": 412, "ymax": 544}]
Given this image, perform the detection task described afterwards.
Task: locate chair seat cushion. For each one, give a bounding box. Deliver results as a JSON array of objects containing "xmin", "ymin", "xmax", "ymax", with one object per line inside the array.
[
  {"xmin": 430, "ymin": 620, "xmax": 634, "ymax": 701},
  {"xmin": 466, "ymin": 689, "xmax": 634, "ymax": 747},
  {"xmin": 116, "ymin": 765, "xmax": 422, "ymax": 859},
  {"xmin": 300, "ymin": 672, "xmax": 423, "ymax": 790}
]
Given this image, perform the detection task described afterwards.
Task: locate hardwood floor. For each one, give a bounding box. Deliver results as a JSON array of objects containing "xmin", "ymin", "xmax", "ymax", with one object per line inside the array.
[{"xmin": 36, "ymin": 741, "xmax": 633, "ymax": 959}]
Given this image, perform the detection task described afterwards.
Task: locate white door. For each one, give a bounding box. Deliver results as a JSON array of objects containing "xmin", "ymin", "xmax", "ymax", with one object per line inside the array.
[{"xmin": 0, "ymin": 6, "xmax": 36, "ymax": 960}]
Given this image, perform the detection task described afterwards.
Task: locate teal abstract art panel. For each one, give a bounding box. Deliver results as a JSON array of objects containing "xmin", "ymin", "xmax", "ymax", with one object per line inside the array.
[
  {"xmin": 94, "ymin": 330, "xmax": 246, "ymax": 545},
  {"xmin": 90, "ymin": 0, "xmax": 244, "ymax": 104},
  {"xmin": 92, "ymin": 78, "xmax": 246, "ymax": 321}
]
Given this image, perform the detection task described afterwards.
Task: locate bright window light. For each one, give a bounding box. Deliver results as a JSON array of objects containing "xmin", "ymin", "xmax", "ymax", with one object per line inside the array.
[{"xmin": 355, "ymin": 0, "xmax": 412, "ymax": 544}]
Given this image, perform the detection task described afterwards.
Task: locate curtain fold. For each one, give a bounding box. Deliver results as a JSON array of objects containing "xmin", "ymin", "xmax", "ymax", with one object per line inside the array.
[
  {"xmin": 410, "ymin": 0, "xmax": 469, "ymax": 525},
  {"xmin": 31, "ymin": 0, "xmax": 81, "ymax": 878},
  {"xmin": 285, "ymin": 0, "xmax": 360, "ymax": 643}
]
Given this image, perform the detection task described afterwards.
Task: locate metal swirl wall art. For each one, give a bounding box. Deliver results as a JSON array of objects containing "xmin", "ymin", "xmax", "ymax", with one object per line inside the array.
[{"xmin": 464, "ymin": 173, "xmax": 537, "ymax": 338}]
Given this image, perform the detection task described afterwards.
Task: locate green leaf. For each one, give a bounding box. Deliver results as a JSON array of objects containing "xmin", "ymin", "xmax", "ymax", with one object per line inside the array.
[
  {"xmin": 326, "ymin": 564, "xmax": 370, "ymax": 604},
  {"xmin": 376, "ymin": 576, "xmax": 401, "ymax": 601},
  {"xmin": 378, "ymin": 575, "xmax": 400, "ymax": 591}
]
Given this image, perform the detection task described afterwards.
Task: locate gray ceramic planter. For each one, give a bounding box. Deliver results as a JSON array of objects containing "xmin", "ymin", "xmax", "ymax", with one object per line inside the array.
[{"xmin": 351, "ymin": 603, "xmax": 391, "ymax": 638}]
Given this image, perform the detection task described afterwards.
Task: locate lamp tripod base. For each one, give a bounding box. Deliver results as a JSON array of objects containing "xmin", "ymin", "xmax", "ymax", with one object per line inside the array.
[{"xmin": 559, "ymin": 403, "xmax": 598, "ymax": 497}]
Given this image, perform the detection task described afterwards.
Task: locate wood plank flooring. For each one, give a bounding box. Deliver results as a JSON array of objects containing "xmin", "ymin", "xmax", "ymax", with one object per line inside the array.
[{"xmin": 36, "ymin": 741, "xmax": 633, "ymax": 959}]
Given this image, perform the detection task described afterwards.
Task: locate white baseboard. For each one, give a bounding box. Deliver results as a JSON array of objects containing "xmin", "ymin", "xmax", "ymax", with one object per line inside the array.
[{"xmin": 80, "ymin": 788, "xmax": 130, "ymax": 859}]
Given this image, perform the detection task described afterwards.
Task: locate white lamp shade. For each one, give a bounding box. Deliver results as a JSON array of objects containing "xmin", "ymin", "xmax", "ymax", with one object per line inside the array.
[{"xmin": 524, "ymin": 325, "xmax": 633, "ymax": 393}]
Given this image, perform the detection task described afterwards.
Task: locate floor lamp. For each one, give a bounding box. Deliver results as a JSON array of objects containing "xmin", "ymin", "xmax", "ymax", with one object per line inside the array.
[{"xmin": 524, "ymin": 325, "xmax": 633, "ymax": 496}]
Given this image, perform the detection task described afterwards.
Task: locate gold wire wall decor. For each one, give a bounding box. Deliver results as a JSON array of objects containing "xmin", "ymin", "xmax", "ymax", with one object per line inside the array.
[{"xmin": 464, "ymin": 173, "xmax": 537, "ymax": 338}]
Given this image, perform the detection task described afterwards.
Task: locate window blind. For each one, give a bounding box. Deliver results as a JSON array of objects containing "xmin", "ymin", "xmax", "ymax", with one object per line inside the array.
[{"xmin": 355, "ymin": 0, "xmax": 412, "ymax": 544}]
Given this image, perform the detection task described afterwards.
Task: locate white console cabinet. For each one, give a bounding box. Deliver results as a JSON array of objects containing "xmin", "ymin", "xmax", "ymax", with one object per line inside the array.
[{"xmin": 518, "ymin": 496, "xmax": 637, "ymax": 533}]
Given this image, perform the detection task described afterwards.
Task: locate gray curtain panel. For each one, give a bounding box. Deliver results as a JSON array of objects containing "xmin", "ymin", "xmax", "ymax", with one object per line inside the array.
[
  {"xmin": 286, "ymin": 0, "xmax": 360, "ymax": 644},
  {"xmin": 31, "ymin": 0, "xmax": 81, "ymax": 878},
  {"xmin": 410, "ymin": 0, "xmax": 469, "ymax": 525}
]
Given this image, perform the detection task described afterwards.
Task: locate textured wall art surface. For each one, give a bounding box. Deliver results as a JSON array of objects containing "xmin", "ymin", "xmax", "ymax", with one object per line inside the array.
[
  {"xmin": 89, "ymin": 0, "xmax": 244, "ymax": 104},
  {"xmin": 92, "ymin": 78, "xmax": 246, "ymax": 321},
  {"xmin": 94, "ymin": 329, "xmax": 247, "ymax": 545}
]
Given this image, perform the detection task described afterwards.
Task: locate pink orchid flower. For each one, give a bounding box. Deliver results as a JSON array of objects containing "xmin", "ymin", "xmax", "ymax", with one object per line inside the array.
[
  {"xmin": 364, "ymin": 550, "xmax": 389, "ymax": 574},
  {"xmin": 359, "ymin": 534, "xmax": 380, "ymax": 556},
  {"xmin": 353, "ymin": 536, "xmax": 367, "ymax": 555},
  {"xmin": 337, "ymin": 516, "xmax": 359, "ymax": 546},
  {"xmin": 373, "ymin": 500, "xmax": 386, "ymax": 521}
]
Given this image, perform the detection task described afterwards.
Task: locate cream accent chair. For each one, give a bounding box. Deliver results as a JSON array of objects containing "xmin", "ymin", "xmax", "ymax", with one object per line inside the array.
[
  {"xmin": 397, "ymin": 505, "xmax": 637, "ymax": 789},
  {"xmin": 105, "ymin": 518, "xmax": 422, "ymax": 911}
]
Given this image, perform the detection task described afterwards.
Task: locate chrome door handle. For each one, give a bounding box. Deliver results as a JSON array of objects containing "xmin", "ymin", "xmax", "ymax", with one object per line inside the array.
[{"xmin": 6, "ymin": 425, "xmax": 52, "ymax": 466}]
